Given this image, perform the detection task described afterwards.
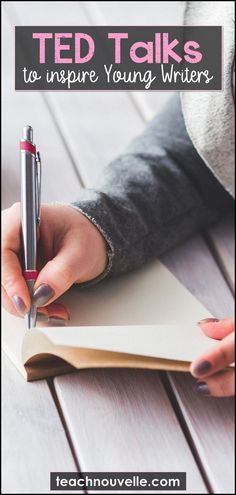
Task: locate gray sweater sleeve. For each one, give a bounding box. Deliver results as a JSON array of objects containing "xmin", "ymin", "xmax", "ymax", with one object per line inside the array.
[{"xmin": 71, "ymin": 94, "xmax": 233, "ymax": 281}]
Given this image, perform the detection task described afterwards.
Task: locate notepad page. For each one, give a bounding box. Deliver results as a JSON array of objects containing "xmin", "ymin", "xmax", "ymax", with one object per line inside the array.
[
  {"xmin": 60, "ymin": 259, "xmax": 211, "ymax": 326},
  {"xmin": 2, "ymin": 258, "xmax": 212, "ymax": 376},
  {"xmin": 22, "ymin": 324, "xmax": 219, "ymax": 365}
]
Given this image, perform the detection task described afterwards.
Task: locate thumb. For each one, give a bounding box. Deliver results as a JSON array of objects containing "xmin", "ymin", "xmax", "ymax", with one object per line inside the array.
[{"xmin": 33, "ymin": 243, "xmax": 80, "ymax": 307}]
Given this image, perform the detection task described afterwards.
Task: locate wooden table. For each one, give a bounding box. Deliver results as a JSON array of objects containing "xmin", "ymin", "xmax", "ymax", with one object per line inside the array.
[{"xmin": 2, "ymin": 3, "xmax": 235, "ymax": 493}]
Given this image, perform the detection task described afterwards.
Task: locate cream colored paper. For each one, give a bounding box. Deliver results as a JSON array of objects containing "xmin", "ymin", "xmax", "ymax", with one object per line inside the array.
[{"xmin": 2, "ymin": 260, "xmax": 213, "ymax": 380}]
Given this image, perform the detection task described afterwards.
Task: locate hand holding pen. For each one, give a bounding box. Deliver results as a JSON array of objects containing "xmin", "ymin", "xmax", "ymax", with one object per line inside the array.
[{"xmin": 2, "ymin": 125, "xmax": 107, "ymax": 328}]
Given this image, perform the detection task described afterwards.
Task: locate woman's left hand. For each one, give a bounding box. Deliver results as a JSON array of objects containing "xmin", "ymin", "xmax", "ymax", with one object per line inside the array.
[{"xmin": 190, "ymin": 318, "xmax": 235, "ymax": 397}]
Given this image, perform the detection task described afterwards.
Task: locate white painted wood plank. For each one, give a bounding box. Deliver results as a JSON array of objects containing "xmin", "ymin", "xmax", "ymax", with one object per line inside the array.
[
  {"xmin": 8, "ymin": 1, "xmax": 145, "ymax": 186},
  {"xmin": 45, "ymin": 91, "xmax": 144, "ymax": 186},
  {"xmin": 2, "ymin": 5, "xmax": 82, "ymax": 209},
  {"xmin": 207, "ymin": 213, "xmax": 235, "ymax": 292},
  {"xmin": 168, "ymin": 372, "xmax": 235, "ymax": 494},
  {"xmin": 90, "ymin": 1, "xmax": 184, "ymax": 25},
  {"xmin": 5, "ymin": 1, "xmax": 86, "ymax": 25},
  {"xmin": 55, "ymin": 369, "xmax": 207, "ymax": 494},
  {"xmin": 2, "ymin": 353, "xmax": 78, "ymax": 494}
]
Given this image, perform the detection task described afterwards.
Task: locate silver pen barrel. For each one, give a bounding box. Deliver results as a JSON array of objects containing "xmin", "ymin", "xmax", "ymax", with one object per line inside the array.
[{"xmin": 20, "ymin": 125, "xmax": 38, "ymax": 328}]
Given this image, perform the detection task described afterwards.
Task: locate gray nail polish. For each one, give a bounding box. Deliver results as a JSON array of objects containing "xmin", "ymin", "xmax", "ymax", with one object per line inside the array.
[
  {"xmin": 12, "ymin": 295, "xmax": 27, "ymax": 316},
  {"xmin": 193, "ymin": 360, "xmax": 212, "ymax": 376},
  {"xmin": 33, "ymin": 284, "xmax": 55, "ymax": 307},
  {"xmin": 195, "ymin": 382, "xmax": 210, "ymax": 395}
]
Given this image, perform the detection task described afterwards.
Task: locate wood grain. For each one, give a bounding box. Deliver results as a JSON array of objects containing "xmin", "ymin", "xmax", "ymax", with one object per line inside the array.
[
  {"xmin": 2, "ymin": 353, "xmax": 79, "ymax": 494},
  {"xmin": 207, "ymin": 213, "xmax": 235, "ymax": 292},
  {"xmin": 2, "ymin": 7, "xmax": 82, "ymax": 493},
  {"xmin": 55, "ymin": 369, "xmax": 207, "ymax": 493},
  {"xmin": 2, "ymin": 5, "xmax": 82, "ymax": 209},
  {"xmin": 92, "ymin": 1, "xmax": 184, "ymax": 24},
  {"xmin": 168, "ymin": 372, "xmax": 235, "ymax": 494},
  {"xmin": 45, "ymin": 91, "xmax": 144, "ymax": 186},
  {"xmin": 5, "ymin": 1, "xmax": 86, "ymax": 24},
  {"xmin": 7, "ymin": 2, "xmax": 145, "ymax": 187}
]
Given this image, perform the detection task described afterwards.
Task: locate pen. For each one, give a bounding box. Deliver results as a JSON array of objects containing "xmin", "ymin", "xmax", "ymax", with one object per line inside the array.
[{"xmin": 20, "ymin": 126, "xmax": 41, "ymax": 329}]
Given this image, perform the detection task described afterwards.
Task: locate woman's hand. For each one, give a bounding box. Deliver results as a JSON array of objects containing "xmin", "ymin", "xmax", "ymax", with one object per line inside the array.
[
  {"xmin": 191, "ymin": 318, "xmax": 235, "ymax": 397},
  {"xmin": 2, "ymin": 202, "xmax": 108, "ymax": 321}
]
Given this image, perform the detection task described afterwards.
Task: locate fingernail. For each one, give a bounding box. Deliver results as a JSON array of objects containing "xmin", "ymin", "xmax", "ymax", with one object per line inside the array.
[
  {"xmin": 192, "ymin": 360, "xmax": 212, "ymax": 376},
  {"xmin": 198, "ymin": 318, "xmax": 219, "ymax": 325},
  {"xmin": 195, "ymin": 382, "xmax": 210, "ymax": 395},
  {"xmin": 12, "ymin": 295, "xmax": 27, "ymax": 316},
  {"xmin": 33, "ymin": 284, "xmax": 55, "ymax": 307}
]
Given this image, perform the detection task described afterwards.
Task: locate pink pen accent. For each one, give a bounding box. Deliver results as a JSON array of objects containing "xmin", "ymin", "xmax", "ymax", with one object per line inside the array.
[
  {"xmin": 23, "ymin": 270, "xmax": 38, "ymax": 281},
  {"xmin": 20, "ymin": 141, "xmax": 36, "ymax": 155}
]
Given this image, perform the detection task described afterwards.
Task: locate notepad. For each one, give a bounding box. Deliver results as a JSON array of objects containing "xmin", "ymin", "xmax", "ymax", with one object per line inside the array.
[{"xmin": 2, "ymin": 259, "xmax": 219, "ymax": 381}]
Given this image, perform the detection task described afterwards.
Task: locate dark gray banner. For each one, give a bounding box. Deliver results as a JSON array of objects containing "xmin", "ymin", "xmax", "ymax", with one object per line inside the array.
[
  {"xmin": 50, "ymin": 472, "xmax": 186, "ymax": 490},
  {"xmin": 15, "ymin": 26, "xmax": 222, "ymax": 91}
]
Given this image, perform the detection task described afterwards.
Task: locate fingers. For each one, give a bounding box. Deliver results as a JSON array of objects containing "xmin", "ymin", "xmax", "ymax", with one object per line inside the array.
[
  {"xmin": 191, "ymin": 331, "xmax": 234, "ymax": 378},
  {"xmin": 199, "ymin": 318, "xmax": 234, "ymax": 339},
  {"xmin": 195, "ymin": 369, "xmax": 235, "ymax": 397},
  {"xmin": 37, "ymin": 302, "xmax": 70, "ymax": 327},
  {"xmin": 32, "ymin": 234, "xmax": 81, "ymax": 307},
  {"xmin": 191, "ymin": 320, "xmax": 235, "ymax": 397},
  {"xmin": 2, "ymin": 203, "xmax": 31, "ymax": 315},
  {"xmin": 37, "ymin": 302, "xmax": 70, "ymax": 321}
]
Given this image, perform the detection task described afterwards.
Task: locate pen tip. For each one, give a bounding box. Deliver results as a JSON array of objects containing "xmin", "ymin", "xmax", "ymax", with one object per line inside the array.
[
  {"xmin": 24, "ymin": 313, "xmax": 31, "ymax": 330},
  {"xmin": 23, "ymin": 126, "xmax": 33, "ymax": 142},
  {"xmin": 24, "ymin": 306, "xmax": 37, "ymax": 330}
]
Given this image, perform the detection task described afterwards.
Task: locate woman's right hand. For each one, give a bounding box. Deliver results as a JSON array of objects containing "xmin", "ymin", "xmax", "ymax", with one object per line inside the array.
[{"xmin": 2, "ymin": 202, "xmax": 108, "ymax": 322}]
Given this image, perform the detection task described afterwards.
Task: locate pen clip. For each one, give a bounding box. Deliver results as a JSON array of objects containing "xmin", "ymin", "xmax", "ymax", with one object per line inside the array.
[{"xmin": 35, "ymin": 151, "xmax": 41, "ymax": 224}]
